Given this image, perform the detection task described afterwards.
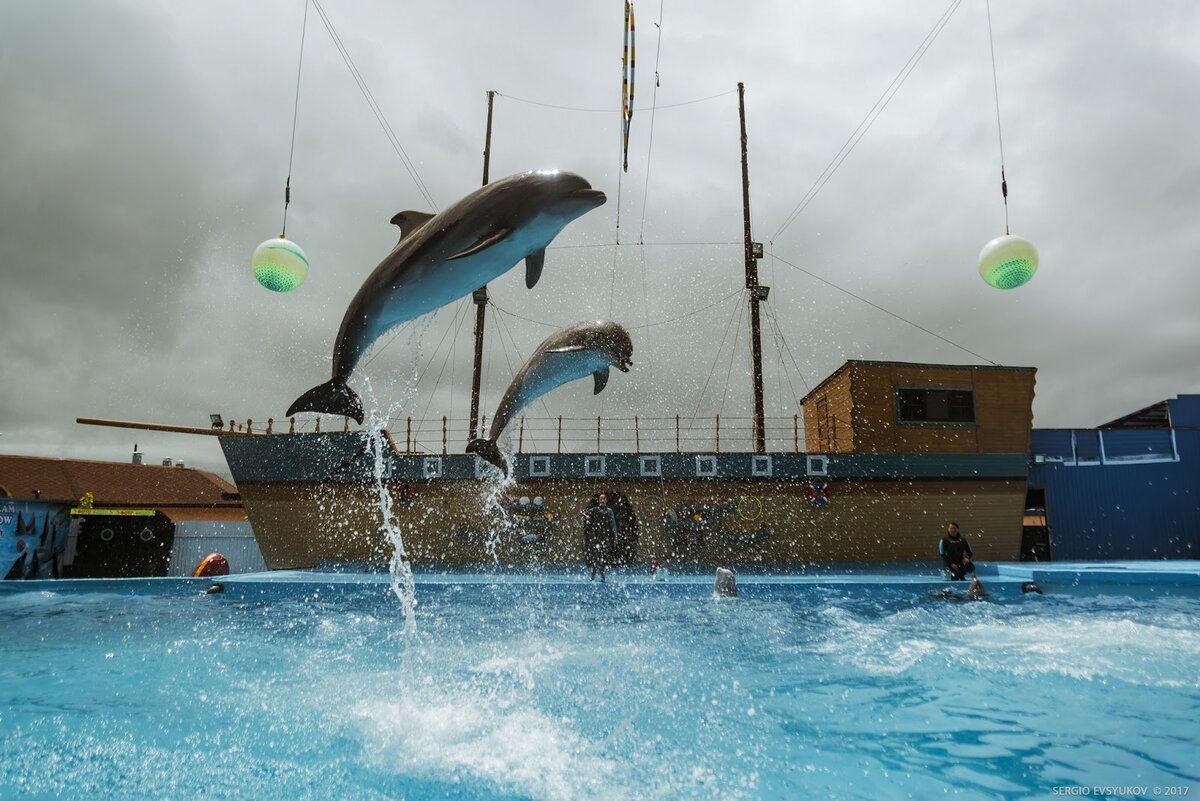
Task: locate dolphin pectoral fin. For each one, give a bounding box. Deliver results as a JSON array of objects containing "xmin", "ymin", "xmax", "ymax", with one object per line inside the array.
[
  {"xmin": 390, "ymin": 210, "xmax": 435, "ymax": 240},
  {"xmin": 593, "ymin": 367, "xmax": 611, "ymax": 394},
  {"xmin": 286, "ymin": 378, "xmax": 365, "ymax": 424},
  {"xmin": 525, "ymin": 249, "xmax": 546, "ymax": 288},
  {"xmin": 466, "ymin": 438, "xmax": 509, "ymax": 477},
  {"xmin": 447, "ymin": 227, "xmax": 513, "ymax": 260}
]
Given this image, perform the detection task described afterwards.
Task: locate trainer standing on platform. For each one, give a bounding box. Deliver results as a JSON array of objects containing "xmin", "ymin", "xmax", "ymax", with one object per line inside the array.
[{"xmin": 582, "ymin": 493, "xmax": 617, "ymax": 582}]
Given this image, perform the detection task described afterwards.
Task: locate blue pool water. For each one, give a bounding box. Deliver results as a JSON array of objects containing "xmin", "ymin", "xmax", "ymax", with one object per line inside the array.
[{"xmin": 1, "ymin": 568, "xmax": 1198, "ymax": 800}]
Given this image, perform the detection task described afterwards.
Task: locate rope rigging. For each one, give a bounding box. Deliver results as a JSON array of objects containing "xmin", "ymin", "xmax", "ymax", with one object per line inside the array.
[
  {"xmin": 767, "ymin": 249, "xmax": 999, "ymax": 365},
  {"xmin": 280, "ymin": 0, "xmax": 310, "ymax": 239},
  {"xmin": 770, "ymin": 0, "xmax": 963, "ymax": 244},
  {"xmin": 985, "ymin": 0, "xmax": 1009, "ymax": 234},
  {"xmin": 310, "ymin": 0, "xmax": 438, "ymax": 211}
]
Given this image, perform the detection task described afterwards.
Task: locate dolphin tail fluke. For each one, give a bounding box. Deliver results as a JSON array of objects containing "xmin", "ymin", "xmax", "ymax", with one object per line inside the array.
[
  {"xmin": 466, "ymin": 438, "xmax": 509, "ymax": 476},
  {"xmin": 286, "ymin": 379, "xmax": 364, "ymax": 424}
]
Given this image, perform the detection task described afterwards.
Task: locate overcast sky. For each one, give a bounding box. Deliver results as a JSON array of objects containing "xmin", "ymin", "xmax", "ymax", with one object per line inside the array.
[{"xmin": 2, "ymin": 0, "xmax": 1198, "ymax": 478}]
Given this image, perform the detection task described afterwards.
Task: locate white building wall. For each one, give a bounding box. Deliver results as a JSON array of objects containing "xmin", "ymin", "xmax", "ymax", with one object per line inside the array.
[{"xmin": 167, "ymin": 521, "xmax": 267, "ymax": 576}]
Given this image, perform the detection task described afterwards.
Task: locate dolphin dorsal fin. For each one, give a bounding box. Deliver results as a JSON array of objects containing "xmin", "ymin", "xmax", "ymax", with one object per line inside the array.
[
  {"xmin": 525, "ymin": 249, "xmax": 546, "ymax": 288},
  {"xmin": 390, "ymin": 211, "xmax": 435, "ymax": 240},
  {"xmin": 447, "ymin": 227, "xmax": 513, "ymax": 261},
  {"xmin": 593, "ymin": 366, "xmax": 611, "ymax": 394}
]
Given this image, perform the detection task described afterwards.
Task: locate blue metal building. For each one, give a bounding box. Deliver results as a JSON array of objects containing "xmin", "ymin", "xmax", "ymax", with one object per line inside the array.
[{"xmin": 1028, "ymin": 396, "xmax": 1200, "ymax": 560}]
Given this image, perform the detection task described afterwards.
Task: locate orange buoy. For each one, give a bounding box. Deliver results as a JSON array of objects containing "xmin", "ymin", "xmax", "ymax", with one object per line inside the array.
[{"xmin": 193, "ymin": 553, "xmax": 230, "ymax": 578}]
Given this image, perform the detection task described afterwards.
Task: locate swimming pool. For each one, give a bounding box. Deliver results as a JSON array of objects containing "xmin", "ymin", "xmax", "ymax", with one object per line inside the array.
[{"xmin": 2, "ymin": 566, "xmax": 1197, "ymax": 800}]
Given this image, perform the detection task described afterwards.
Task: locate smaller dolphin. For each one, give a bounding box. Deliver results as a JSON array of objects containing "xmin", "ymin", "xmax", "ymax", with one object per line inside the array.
[
  {"xmin": 467, "ymin": 321, "xmax": 633, "ymax": 475},
  {"xmin": 714, "ymin": 567, "xmax": 738, "ymax": 598},
  {"xmin": 287, "ymin": 171, "xmax": 606, "ymax": 423}
]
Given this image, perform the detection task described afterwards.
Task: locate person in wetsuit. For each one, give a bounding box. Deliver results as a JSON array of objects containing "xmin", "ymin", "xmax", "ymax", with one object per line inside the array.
[
  {"xmin": 582, "ymin": 493, "xmax": 617, "ymax": 582},
  {"xmin": 939, "ymin": 521, "xmax": 975, "ymax": 581}
]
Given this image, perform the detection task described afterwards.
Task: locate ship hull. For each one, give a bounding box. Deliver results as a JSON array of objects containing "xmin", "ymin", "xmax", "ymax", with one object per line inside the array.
[{"xmin": 222, "ymin": 432, "xmax": 1028, "ymax": 569}]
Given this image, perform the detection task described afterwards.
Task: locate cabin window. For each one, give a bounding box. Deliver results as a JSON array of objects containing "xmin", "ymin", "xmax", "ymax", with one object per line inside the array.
[
  {"xmin": 896, "ymin": 388, "xmax": 976, "ymax": 424},
  {"xmin": 529, "ymin": 456, "xmax": 551, "ymax": 477},
  {"xmin": 422, "ymin": 457, "xmax": 443, "ymax": 478},
  {"xmin": 751, "ymin": 455, "xmax": 772, "ymax": 477},
  {"xmin": 695, "ymin": 456, "xmax": 717, "ymax": 477},
  {"xmin": 639, "ymin": 456, "xmax": 661, "ymax": 477},
  {"xmin": 585, "ymin": 456, "xmax": 606, "ymax": 477}
]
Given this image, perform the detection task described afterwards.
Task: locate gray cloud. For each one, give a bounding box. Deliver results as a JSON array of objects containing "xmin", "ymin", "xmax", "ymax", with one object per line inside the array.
[{"xmin": 2, "ymin": 0, "xmax": 1198, "ymax": 476}]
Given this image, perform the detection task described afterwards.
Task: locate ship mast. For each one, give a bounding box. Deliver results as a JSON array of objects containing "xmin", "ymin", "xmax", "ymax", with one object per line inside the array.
[
  {"xmin": 467, "ymin": 90, "xmax": 496, "ymax": 443},
  {"xmin": 738, "ymin": 82, "xmax": 767, "ymax": 454}
]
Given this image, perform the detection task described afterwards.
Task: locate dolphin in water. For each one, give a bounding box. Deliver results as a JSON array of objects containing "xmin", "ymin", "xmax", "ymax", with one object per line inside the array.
[
  {"xmin": 466, "ymin": 321, "xmax": 633, "ymax": 475},
  {"xmin": 287, "ymin": 170, "xmax": 606, "ymax": 423}
]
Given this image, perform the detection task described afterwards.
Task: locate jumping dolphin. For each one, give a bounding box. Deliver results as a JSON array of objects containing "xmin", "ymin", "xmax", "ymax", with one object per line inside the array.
[
  {"xmin": 466, "ymin": 321, "xmax": 633, "ymax": 475},
  {"xmin": 287, "ymin": 171, "xmax": 607, "ymax": 423}
]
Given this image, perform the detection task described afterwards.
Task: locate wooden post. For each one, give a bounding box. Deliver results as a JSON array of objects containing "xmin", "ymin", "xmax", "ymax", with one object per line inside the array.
[
  {"xmin": 289, "ymin": 416, "xmax": 296, "ymax": 434},
  {"xmin": 596, "ymin": 416, "xmax": 602, "ymax": 451},
  {"xmin": 228, "ymin": 418, "xmax": 236, "ymax": 433},
  {"xmin": 266, "ymin": 417, "xmax": 273, "ymax": 434},
  {"xmin": 518, "ymin": 416, "xmax": 525, "ymax": 453},
  {"xmin": 635, "ymin": 415, "xmax": 640, "ymax": 453},
  {"xmin": 343, "ymin": 416, "xmax": 349, "ymax": 432},
  {"xmin": 793, "ymin": 414, "xmax": 799, "ymax": 453},
  {"xmin": 315, "ymin": 417, "xmax": 321, "ymax": 433},
  {"xmin": 467, "ymin": 90, "xmax": 497, "ymax": 443},
  {"xmin": 406, "ymin": 417, "xmax": 412, "ymax": 452},
  {"xmin": 557, "ymin": 416, "xmax": 562, "ymax": 453},
  {"xmin": 715, "ymin": 414, "xmax": 720, "ymax": 453},
  {"xmin": 442, "ymin": 416, "xmax": 448, "ymax": 455},
  {"xmin": 675, "ymin": 414, "xmax": 681, "ymax": 452},
  {"xmin": 738, "ymin": 82, "xmax": 767, "ymax": 454},
  {"xmin": 247, "ymin": 419, "xmax": 253, "ymax": 434}
]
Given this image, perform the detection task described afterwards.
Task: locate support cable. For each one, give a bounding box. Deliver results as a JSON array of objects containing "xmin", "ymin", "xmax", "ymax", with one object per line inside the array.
[
  {"xmin": 985, "ymin": 0, "xmax": 1010, "ymax": 234},
  {"xmin": 768, "ymin": 249, "xmax": 999, "ymax": 365},
  {"xmin": 636, "ymin": 0, "xmax": 666, "ymax": 245},
  {"xmin": 771, "ymin": 0, "xmax": 962, "ymax": 243},
  {"xmin": 493, "ymin": 88, "xmax": 733, "ymax": 114},
  {"xmin": 310, "ymin": 0, "xmax": 438, "ymax": 211},
  {"xmin": 688, "ymin": 291, "xmax": 744, "ymax": 425},
  {"xmin": 281, "ymin": 0, "xmax": 310, "ymax": 239}
]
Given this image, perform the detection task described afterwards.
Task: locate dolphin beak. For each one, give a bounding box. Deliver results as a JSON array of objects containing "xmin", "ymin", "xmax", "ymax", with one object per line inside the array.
[
  {"xmin": 571, "ymin": 188, "xmax": 607, "ymax": 208},
  {"xmin": 618, "ymin": 358, "xmax": 632, "ymax": 372}
]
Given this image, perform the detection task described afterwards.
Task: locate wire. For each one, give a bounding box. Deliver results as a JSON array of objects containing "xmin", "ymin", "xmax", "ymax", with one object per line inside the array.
[
  {"xmin": 771, "ymin": 0, "xmax": 963, "ymax": 243},
  {"xmin": 768, "ymin": 249, "xmax": 1000, "ymax": 365},
  {"xmin": 718, "ymin": 297, "xmax": 745, "ymax": 415},
  {"xmin": 688, "ymin": 291, "xmax": 744, "ymax": 423},
  {"xmin": 417, "ymin": 300, "xmax": 470, "ymax": 422},
  {"xmin": 310, "ymin": 0, "xmax": 438, "ymax": 211},
  {"xmin": 489, "ymin": 287, "xmax": 741, "ymax": 331},
  {"xmin": 493, "ymin": 88, "xmax": 734, "ymax": 114},
  {"xmin": 985, "ymin": 0, "xmax": 1010, "ymax": 234},
  {"xmin": 637, "ymin": 0, "xmax": 666, "ymax": 245},
  {"xmin": 548, "ymin": 240, "xmax": 739, "ymax": 250},
  {"xmin": 280, "ymin": 0, "xmax": 310, "ymax": 239}
]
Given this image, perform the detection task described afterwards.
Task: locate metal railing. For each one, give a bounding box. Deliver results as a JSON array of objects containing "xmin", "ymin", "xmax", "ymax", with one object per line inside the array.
[{"xmin": 226, "ymin": 414, "xmax": 809, "ymax": 455}]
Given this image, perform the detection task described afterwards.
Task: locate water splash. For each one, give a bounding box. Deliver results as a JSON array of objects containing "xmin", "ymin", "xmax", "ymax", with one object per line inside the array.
[
  {"xmin": 356, "ymin": 315, "xmax": 440, "ymax": 633},
  {"xmin": 476, "ymin": 438, "xmax": 519, "ymax": 561}
]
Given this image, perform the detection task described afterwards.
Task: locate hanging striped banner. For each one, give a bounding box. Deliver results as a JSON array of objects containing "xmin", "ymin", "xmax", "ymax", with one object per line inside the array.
[{"xmin": 621, "ymin": 0, "xmax": 636, "ymax": 172}]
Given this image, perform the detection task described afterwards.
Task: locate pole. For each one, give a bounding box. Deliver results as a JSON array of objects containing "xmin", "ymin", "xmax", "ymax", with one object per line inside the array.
[
  {"xmin": 738, "ymin": 82, "xmax": 767, "ymax": 454},
  {"xmin": 468, "ymin": 89, "xmax": 496, "ymax": 442}
]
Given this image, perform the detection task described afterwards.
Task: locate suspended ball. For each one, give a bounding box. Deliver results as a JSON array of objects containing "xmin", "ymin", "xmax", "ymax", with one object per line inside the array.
[
  {"xmin": 978, "ymin": 234, "xmax": 1038, "ymax": 290},
  {"xmin": 252, "ymin": 237, "xmax": 308, "ymax": 292}
]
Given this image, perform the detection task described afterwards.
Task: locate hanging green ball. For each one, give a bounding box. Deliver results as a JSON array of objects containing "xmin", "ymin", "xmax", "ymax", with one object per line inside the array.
[
  {"xmin": 978, "ymin": 234, "xmax": 1038, "ymax": 290},
  {"xmin": 252, "ymin": 237, "xmax": 308, "ymax": 292}
]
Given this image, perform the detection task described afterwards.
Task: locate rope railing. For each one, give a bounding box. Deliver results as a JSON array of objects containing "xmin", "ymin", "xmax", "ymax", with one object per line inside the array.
[{"xmin": 239, "ymin": 413, "xmax": 809, "ymax": 454}]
